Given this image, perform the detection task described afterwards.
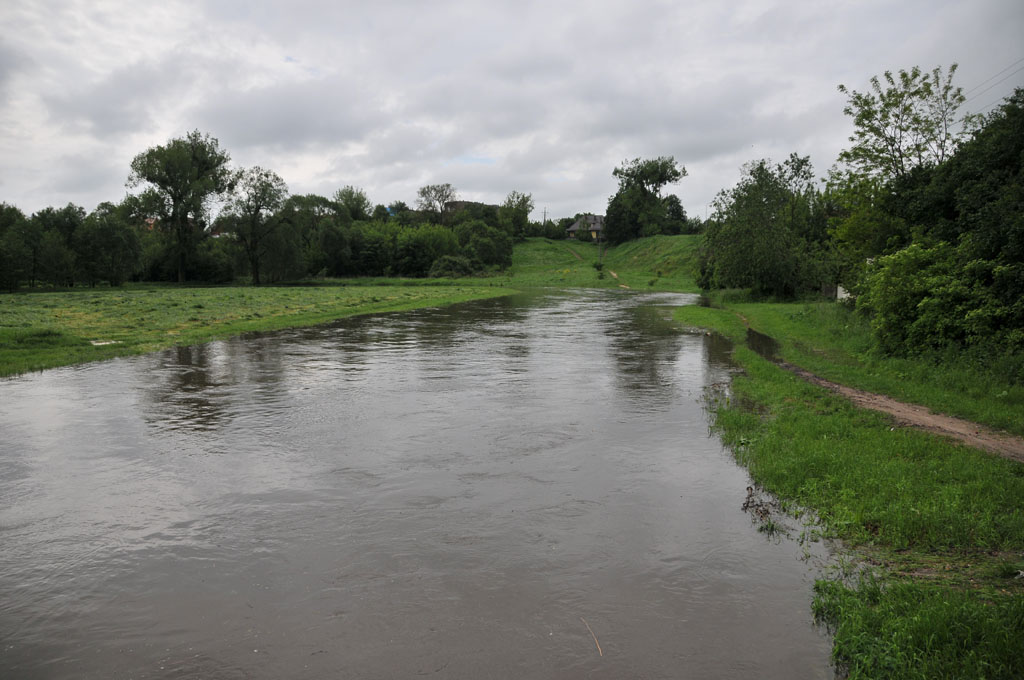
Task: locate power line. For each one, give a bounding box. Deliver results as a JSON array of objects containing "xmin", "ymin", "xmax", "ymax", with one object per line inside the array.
[
  {"xmin": 963, "ymin": 56, "xmax": 1024, "ymax": 95},
  {"xmin": 975, "ymin": 91, "xmax": 1021, "ymax": 116},
  {"xmin": 964, "ymin": 64, "xmax": 1024, "ymax": 105}
]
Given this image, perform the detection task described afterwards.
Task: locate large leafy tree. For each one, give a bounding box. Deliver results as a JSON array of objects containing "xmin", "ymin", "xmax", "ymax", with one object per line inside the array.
[
  {"xmin": 604, "ymin": 156, "xmax": 687, "ymax": 244},
  {"xmin": 416, "ymin": 183, "xmax": 457, "ymax": 223},
  {"xmin": 699, "ymin": 156, "xmax": 830, "ymax": 298},
  {"xmin": 221, "ymin": 167, "xmax": 289, "ymax": 285},
  {"xmin": 612, "ymin": 156, "xmax": 685, "ymax": 194},
  {"xmin": 276, "ymin": 194, "xmax": 340, "ymax": 275},
  {"xmin": 857, "ymin": 89, "xmax": 1024, "ymax": 358},
  {"xmin": 31, "ymin": 203, "xmax": 86, "ymax": 287},
  {"xmin": 0, "ymin": 203, "xmax": 30, "ymax": 290},
  {"xmin": 837, "ymin": 64, "xmax": 975, "ymax": 181},
  {"xmin": 334, "ymin": 185, "xmax": 373, "ymax": 222},
  {"xmin": 127, "ymin": 130, "xmax": 234, "ymax": 282},
  {"xmin": 498, "ymin": 190, "xmax": 534, "ymax": 241},
  {"xmin": 75, "ymin": 202, "xmax": 142, "ymax": 287}
]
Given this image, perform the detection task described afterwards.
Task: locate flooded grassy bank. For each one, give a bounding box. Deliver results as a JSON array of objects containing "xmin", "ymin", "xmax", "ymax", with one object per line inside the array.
[{"xmin": 0, "ymin": 284, "xmax": 512, "ymax": 377}]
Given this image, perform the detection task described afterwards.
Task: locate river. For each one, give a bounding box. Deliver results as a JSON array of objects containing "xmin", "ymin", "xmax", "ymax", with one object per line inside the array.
[{"xmin": 0, "ymin": 289, "xmax": 832, "ymax": 678}]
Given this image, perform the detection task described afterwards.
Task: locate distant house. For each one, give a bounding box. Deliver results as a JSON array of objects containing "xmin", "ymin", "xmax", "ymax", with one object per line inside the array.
[{"xmin": 567, "ymin": 214, "xmax": 604, "ymax": 240}]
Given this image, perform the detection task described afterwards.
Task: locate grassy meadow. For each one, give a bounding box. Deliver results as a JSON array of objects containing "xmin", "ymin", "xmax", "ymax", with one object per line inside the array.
[{"xmin": 675, "ymin": 303, "xmax": 1024, "ymax": 679}]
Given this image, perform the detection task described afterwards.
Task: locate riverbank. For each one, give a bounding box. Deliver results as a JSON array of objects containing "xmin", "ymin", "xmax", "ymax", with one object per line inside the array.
[
  {"xmin": 1, "ymin": 236, "xmax": 702, "ymax": 378},
  {"xmin": 0, "ymin": 284, "xmax": 511, "ymax": 378},
  {"xmin": 675, "ymin": 303, "xmax": 1024, "ymax": 679}
]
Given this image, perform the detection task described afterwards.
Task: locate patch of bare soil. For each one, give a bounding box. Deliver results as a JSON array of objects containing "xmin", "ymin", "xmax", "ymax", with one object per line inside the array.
[{"xmin": 778, "ymin": 361, "xmax": 1024, "ymax": 463}]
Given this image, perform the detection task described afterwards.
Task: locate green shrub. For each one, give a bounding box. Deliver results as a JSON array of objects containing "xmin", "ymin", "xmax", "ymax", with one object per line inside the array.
[{"xmin": 428, "ymin": 255, "xmax": 476, "ymax": 278}]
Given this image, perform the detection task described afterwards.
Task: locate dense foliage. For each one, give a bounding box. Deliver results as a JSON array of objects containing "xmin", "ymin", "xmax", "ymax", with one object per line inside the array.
[
  {"xmin": 854, "ymin": 89, "xmax": 1023, "ymax": 364},
  {"xmin": 0, "ymin": 135, "xmax": 550, "ymax": 289},
  {"xmin": 698, "ymin": 154, "xmax": 833, "ymax": 297},
  {"xmin": 692, "ymin": 63, "xmax": 1023, "ymax": 373},
  {"xmin": 604, "ymin": 156, "xmax": 695, "ymax": 244}
]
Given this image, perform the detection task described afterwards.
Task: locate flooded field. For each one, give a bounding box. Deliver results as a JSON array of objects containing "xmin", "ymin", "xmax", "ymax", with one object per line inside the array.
[{"xmin": 0, "ymin": 290, "xmax": 832, "ymax": 678}]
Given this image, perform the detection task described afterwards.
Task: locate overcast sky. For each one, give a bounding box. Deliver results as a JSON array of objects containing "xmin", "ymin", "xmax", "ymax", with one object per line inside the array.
[{"xmin": 1, "ymin": 0, "xmax": 1022, "ymax": 221}]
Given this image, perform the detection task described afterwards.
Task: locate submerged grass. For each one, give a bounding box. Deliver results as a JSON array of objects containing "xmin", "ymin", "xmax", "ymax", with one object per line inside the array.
[
  {"xmin": 0, "ymin": 284, "xmax": 509, "ymax": 377},
  {"xmin": 676, "ymin": 304, "xmax": 1024, "ymax": 679}
]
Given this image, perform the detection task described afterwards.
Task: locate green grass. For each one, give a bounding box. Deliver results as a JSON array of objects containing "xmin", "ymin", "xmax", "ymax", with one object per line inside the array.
[
  {"xmin": 699, "ymin": 298, "xmax": 1024, "ymax": 437},
  {"xmin": 813, "ymin": 577, "xmax": 1024, "ymax": 680},
  {"xmin": 0, "ymin": 284, "xmax": 510, "ymax": 377},
  {"xmin": 601, "ymin": 234, "xmax": 700, "ymax": 290},
  {"xmin": 473, "ymin": 236, "xmax": 700, "ymax": 291},
  {"xmin": 675, "ymin": 304, "xmax": 1024, "ymax": 679}
]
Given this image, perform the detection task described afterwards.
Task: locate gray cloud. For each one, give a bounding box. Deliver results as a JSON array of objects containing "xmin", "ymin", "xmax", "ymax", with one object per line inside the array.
[
  {"xmin": 0, "ymin": 0, "xmax": 1022, "ymax": 221},
  {"xmin": 189, "ymin": 76, "xmax": 381, "ymax": 152},
  {"xmin": 43, "ymin": 58, "xmax": 190, "ymax": 138},
  {"xmin": 0, "ymin": 39, "xmax": 29, "ymax": 97}
]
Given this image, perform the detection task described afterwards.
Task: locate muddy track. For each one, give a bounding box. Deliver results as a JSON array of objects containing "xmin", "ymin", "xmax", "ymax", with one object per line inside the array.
[
  {"xmin": 777, "ymin": 360, "xmax": 1024, "ymax": 463},
  {"xmin": 733, "ymin": 321, "xmax": 1024, "ymax": 461}
]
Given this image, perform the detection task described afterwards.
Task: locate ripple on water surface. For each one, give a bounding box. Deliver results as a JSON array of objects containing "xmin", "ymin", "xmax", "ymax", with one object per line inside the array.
[{"xmin": 0, "ymin": 290, "xmax": 832, "ymax": 679}]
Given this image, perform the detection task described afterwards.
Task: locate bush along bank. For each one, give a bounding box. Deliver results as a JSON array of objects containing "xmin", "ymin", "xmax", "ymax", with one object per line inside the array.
[{"xmin": 675, "ymin": 304, "xmax": 1024, "ymax": 680}]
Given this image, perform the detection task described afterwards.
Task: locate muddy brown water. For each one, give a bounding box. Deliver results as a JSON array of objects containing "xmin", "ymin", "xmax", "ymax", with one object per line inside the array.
[{"xmin": 0, "ymin": 290, "xmax": 833, "ymax": 679}]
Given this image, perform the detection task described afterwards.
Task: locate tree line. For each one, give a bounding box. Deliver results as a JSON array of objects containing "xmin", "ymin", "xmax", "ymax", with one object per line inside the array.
[
  {"xmin": 693, "ymin": 64, "xmax": 1023, "ymax": 373},
  {"xmin": 0, "ymin": 132, "xmax": 569, "ymax": 289}
]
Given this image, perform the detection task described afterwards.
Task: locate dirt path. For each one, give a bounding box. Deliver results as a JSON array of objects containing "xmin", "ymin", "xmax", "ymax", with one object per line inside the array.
[
  {"xmin": 607, "ymin": 270, "xmax": 630, "ymax": 289},
  {"xmin": 565, "ymin": 246, "xmax": 583, "ymax": 261},
  {"xmin": 777, "ymin": 360, "xmax": 1024, "ymax": 463},
  {"xmin": 735, "ymin": 323, "xmax": 1024, "ymax": 462}
]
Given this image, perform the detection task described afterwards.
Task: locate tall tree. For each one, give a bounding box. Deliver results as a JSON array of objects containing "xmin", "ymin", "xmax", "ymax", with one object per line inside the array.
[
  {"xmin": 699, "ymin": 157, "xmax": 830, "ymax": 297},
  {"xmin": 334, "ymin": 185, "xmax": 373, "ymax": 222},
  {"xmin": 127, "ymin": 130, "xmax": 234, "ymax": 282},
  {"xmin": 31, "ymin": 203, "xmax": 86, "ymax": 248},
  {"xmin": 498, "ymin": 190, "xmax": 534, "ymax": 241},
  {"xmin": 0, "ymin": 203, "xmax": 30, "ymax": 290},
  {"xmin": 416, "ymin": 183, "xmax": 457, "ymax": 223},
  {"xmin": 75, "ymin": 202, "xmax": 142, "ymax": 286},
  {"xmin": 837, "ymin": 64, "xmax": 976, "ymax": 181},
  {"xmin": 661, "ymin": 194, "xmax": 688, "ymax": 235},
  {"xmin": 31, "ymin": 203, "xmax": 84, "ymax": 288},
  {"xmin": 612, "ymin": 156, "xmax": 685, "ymax": 196},
  {"xmin": 222, "ymin": 166, "xmax": 288, "ymax": 285},
  {"xmin": 604, "ymin": 156, "xmax": 687, "ymax": 244}
]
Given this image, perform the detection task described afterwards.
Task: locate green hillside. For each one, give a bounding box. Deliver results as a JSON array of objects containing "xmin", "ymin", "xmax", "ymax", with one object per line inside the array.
[{"xmin": 500, "ymin": 235, "xmax": 700, "ymax": 291}]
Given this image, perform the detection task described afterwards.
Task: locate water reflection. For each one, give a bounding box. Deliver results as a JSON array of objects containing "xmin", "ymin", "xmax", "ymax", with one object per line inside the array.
[{"xmin": 0, "ymin": 290, "xmax": 832, "ymax": 679}]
